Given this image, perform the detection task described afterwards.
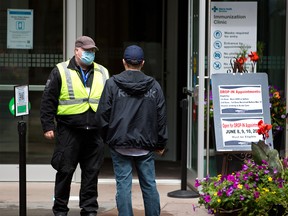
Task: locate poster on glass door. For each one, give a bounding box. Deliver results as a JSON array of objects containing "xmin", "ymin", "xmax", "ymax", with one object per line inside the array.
[
  {"xmin": 7, "ymin": 9, "xmax": 33, "ymax": 49},
  {"xmin": 210, "ymin": 2, "xmax": 257, "ymax": 74}
]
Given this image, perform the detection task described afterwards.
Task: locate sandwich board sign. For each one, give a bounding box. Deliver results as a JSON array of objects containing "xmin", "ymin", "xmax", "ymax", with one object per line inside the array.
[{"xmin": 211, "ymin": 73, "xmax": 272, "ymax": 152}]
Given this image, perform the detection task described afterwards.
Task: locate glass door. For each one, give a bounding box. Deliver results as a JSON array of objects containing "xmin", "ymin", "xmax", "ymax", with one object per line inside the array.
[
  {"xmin": 0, "ymin": 0, "xmax": 63, "ymax": 181},
  {"xmin": 187, "ymin": 0, "xmax": 288, "ymax": 188}
]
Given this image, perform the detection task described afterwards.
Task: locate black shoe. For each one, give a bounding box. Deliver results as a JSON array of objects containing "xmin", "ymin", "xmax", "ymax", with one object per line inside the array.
[
  {"xmin": 83, "ymin": 213, "xmax": 97, "ymax": 216},
  {"xmin": 55, "ymin": 213, "xmax": 67, "ymax": 216}
]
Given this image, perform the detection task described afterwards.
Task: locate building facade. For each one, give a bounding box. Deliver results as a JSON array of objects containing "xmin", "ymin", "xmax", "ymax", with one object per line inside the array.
[{"xmin": 0, "ymin": 0, "xmax": 287, "ymax": 187}]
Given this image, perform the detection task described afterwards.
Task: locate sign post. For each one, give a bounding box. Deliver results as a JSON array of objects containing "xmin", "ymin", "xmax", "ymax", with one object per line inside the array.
[
  {"xmin": 167, "ymin": 97, "xmax": 199, "ymax": 198},
  {"xmin": 14, "ymin": 85, "xmax": 29, "ymax": 216},
  {"xmin": 18, "ymin": 121, "xmax": 27, "ymax": 216}
]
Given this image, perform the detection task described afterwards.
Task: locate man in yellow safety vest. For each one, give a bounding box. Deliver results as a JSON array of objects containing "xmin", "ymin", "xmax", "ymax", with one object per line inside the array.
[{"xmin": 40, "ymin": 36, "xmax": 109, "ymax": 216}]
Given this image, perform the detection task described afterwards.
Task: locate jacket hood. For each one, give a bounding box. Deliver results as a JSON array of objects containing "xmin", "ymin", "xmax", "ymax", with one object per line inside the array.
[{"xmin": 113, "ymin": 70, "xmax": 155, "ymax": 95}]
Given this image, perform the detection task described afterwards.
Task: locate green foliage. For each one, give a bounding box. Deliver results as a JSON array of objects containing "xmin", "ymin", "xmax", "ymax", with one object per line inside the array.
[
  {"xmin": 251, "ymin": 140, "xmax": 269, "ymax": 164},
  {"xmin": 269, "ymin": 85, "xmax": 287, "ymax": 135},
  {"xmin": 256, "ymin": 41, "xmax": 265, "ymax": 63}
]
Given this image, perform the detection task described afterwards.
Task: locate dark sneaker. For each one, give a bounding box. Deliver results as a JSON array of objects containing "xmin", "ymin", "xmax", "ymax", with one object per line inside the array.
[
  {"xmin": 81, "ymin": 212, "xmax": 97, "ymax": 216},
  {"xmin": 55, "ymin": 213, "xmax": 67, "ymax": 216}
]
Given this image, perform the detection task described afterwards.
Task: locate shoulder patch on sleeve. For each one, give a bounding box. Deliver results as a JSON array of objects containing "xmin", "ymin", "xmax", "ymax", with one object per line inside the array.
[{"xmin": 45, "ymin": 79, "xmax": 51, "ymax": 87}]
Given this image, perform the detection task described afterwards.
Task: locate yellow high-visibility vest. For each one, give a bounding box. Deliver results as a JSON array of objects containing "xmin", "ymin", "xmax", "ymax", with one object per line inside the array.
[{"xmin": 56, "ymin": 60, "xmax": 109, "ymax": 115}]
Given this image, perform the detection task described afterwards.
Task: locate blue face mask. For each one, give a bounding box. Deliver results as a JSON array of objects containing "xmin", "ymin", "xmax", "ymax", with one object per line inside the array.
[{"xmin": 80, "ymin": 51, "xmax": 95, "ymax": 65}]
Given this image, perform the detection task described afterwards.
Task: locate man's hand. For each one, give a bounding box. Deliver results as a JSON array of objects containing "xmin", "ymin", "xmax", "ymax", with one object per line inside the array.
[
  {"xmin": 154, "ymin": 148, "xmax": 167, "ymax": 156},
  {"xmin": 44, "ymin": 130, "xmax": 55, "ymax": 140}
]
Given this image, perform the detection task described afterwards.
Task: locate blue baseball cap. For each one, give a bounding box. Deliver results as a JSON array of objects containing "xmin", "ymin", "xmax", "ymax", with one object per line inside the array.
[{"xmin": 123, "ymin": 45, "xmax": 144, "ymax": 65}]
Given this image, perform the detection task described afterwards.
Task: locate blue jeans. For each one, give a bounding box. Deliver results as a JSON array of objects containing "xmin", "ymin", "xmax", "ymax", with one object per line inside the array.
[{"xmin": 110, "ymin": 148, "xmax": 160, "ymax": 216}]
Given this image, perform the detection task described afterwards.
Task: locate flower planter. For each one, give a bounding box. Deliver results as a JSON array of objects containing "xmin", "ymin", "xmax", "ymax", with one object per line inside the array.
[
  {"xmin": 214, "ymin": 208, "xmax": 242, "ymax": 216},
  {"xmin": 195, "ymin": 120, "xmax": 288, "ymax": 216},
  {"xmin": 268, "ymin": 205, "xmax": 286, "ymax": 216},
  {"xmin": 214, "ymin": 206, "xmax": 286, "ymax": 216}
]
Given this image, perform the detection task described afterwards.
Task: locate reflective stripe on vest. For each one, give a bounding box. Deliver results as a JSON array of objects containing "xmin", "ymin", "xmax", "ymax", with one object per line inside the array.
[{"xmin": 57, "ymin": 60, "xmax": 108, "ymax": 115}]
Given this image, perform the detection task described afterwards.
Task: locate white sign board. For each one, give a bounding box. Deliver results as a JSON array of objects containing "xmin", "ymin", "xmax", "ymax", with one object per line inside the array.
[
  {"xmin": 211, "ymin": 73, "xmax": 272, "ymax": 152},
  {"xmin": 220, "ymin": 117, "xmax": 263, "ymax": 149},
  {"xmin": 218, "ymin": 85, "xmax": 263, "ymax": 114},
  {"xmin": 14, "ymin": 85, "xmax": 29, "ymax": 117},
  {"xmin": 7, "ymin": 9, "xmax": 33, "ymax": 49},
  {"xmin": 210, "ymin": 2, "xmax": 257, "ymax": 74}
]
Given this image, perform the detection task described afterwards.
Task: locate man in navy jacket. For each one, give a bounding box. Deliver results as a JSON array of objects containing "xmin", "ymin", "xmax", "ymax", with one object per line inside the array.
[{"xmin": 95, "ymin": 45, "xmax": 168, "ymax": 216}]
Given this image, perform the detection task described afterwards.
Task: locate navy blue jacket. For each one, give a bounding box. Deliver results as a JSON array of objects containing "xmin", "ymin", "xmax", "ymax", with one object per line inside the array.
[{"xmin": 95, "ymin": 70, "xmax": 168, "ymax": 151}]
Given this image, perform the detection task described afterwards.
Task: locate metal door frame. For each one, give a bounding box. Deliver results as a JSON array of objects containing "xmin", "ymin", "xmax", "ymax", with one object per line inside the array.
[{"xmin": 186, "ymin": 0, "xmax": 206, "ymax": 187}]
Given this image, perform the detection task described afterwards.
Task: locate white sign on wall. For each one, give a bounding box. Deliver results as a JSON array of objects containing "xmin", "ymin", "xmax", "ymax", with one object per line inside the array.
[
  {"xmin": 210, "ymin": 2, "xmax": 257, "ymax": 74},
  {"xmin": 7, "ymin": 9, "xmax": 33, "ymax": 49}
]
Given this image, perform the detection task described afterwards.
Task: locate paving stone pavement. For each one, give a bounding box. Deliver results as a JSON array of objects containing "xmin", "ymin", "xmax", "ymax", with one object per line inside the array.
[{"xmin": 0, "ymin": 181, "xmax": 209, "ymax": 216}]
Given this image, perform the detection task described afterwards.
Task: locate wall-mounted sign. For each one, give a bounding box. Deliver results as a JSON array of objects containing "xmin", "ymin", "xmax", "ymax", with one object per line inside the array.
[
  {"xmin": 14, "ymin": 85, "xmax": 29, "ymax": 117},
  {"xmin": 211, "ymin": 73, "xmax": 272, "ymax": 152},
  {"xmin": 210, "ymin": 2, "xmax": 257, "ymax": 74},
  {"xmin": 7, "ymin": 9, "xmax": 33, "ymax": 49}
]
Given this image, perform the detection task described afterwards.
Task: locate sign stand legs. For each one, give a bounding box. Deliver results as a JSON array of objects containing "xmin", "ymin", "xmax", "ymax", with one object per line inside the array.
[{"xmin": 221, "ymin": 153, "xmax": 229, "ymax": 176}]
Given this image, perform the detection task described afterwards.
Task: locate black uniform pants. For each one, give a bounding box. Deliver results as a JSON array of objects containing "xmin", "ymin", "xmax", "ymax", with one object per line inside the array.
[{"xmin": 51, "ymin": 124, "xmax": 104, "ymax": 216}]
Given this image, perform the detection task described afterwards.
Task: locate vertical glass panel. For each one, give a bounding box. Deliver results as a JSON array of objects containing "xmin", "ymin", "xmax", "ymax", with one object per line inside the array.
[
  {"xmin": 0, "ymin": 0, "xmax": 63, "ymax": 164},
  {"xmin": 204, "ymin": 0, "xmax": 286, "ymax": 176},
  {"xmin": 82, "ymin": 0, "xmax": 164, "ymax": 84},
  {"xmin": 82, "ymin": 0, "xmax": 166, "ymax": 160},
  {"xmin": 191, "ymin": 0, "xmax": 200, "ymax": 173}
]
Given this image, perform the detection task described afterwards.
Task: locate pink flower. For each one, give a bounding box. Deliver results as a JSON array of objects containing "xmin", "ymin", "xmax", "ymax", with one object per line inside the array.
[
  {"xmin": 203, "ymin": 194, "xmax": 211, "ymax": 203},
  {"xmin": 227, "ymin": 174, "xmax": 236, "ymax": 182},
  {"xmin": 283, "ymin": 158, "xmax": 288, "ymax": 168},
  {"xmin": 226, "ymin": 187, "xmax": 234, "ymax": 197},
  {"xmin": 254, "ymin": 191, "xmax": 260, "ymax": 199},
  {"xmin": 195, "ymin": 179, "xmax": 201, "ymax": 187}
]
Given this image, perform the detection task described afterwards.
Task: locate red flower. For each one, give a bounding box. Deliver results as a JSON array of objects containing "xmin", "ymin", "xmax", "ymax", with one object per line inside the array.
[
  {"xmin": 256, "ymin": 120, "xmax": 272, "ymax": 140},
  {"xmin": 236, "ymin": 56, "xmax": 247, "ymax": 65},
  {"xmin": 248, "ymin": 51, "xmax": 259, "ymax": 62}
]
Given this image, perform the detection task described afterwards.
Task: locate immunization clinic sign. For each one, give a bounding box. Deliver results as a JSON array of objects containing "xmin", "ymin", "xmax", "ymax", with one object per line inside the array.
[
  {"xmin": 211, "ymin": 73, "xmax": 273, "ymax": 152},
  {"xmin": 7, "ymin": 9, "xmax": 33, "ymax": 49},
  {"xmin": 210, "ymin": 2, "xmax": 257, "ymax": 74}
]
